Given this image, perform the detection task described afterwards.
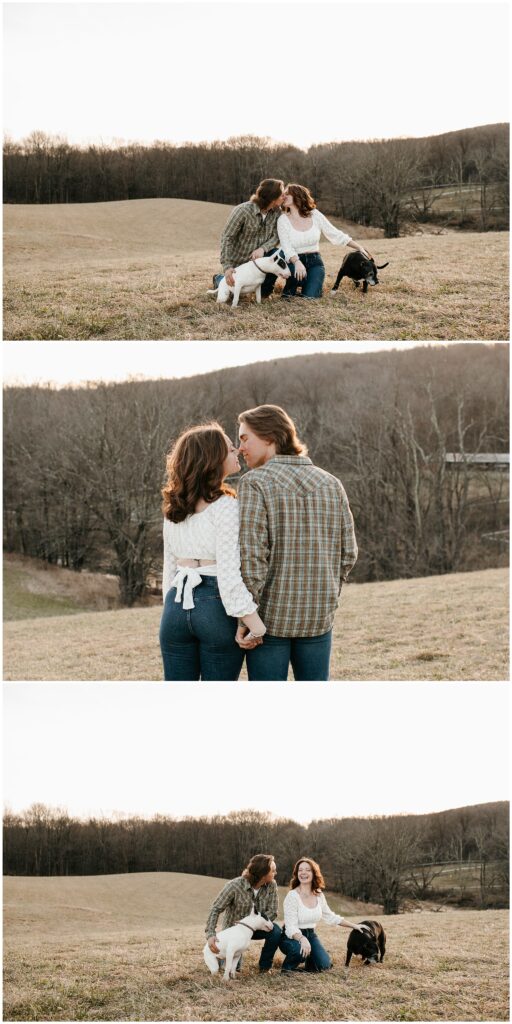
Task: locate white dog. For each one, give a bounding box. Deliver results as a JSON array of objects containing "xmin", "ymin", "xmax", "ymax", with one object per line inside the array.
[
  {"xmin": 207, "ymin": 250, "xmax": 291, "ymax": 308},
  {"xmin": 203, "ymin": 910, "xmax": 274, "ymax": 980}
]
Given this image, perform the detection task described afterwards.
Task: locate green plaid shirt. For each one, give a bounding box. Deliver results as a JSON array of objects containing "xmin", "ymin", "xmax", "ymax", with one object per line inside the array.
[
  {"xmin": 220, "ymin": 202, "xmax": 281, "ymax": 271},
  {"xmin": 205, "ymin": 876, "xmax": 278, "ymax": 938},
  {"xmin": 238, "ymin": 456, "xmax": 358, "ymax": 637}
]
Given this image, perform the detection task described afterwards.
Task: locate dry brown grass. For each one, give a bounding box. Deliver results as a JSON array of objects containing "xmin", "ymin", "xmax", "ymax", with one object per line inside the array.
[
  {"xmin": 3, "ymin": 873, "xmax": 508, "ymax": 1021},
  {"xmin": 3, "ymin": 567, "xmax": 508, "ymax": 681},
  {"xmin": 3, "ymin": 199, "xmax": 509, "ymax": 340},
  {"xmin": 3, "ymin": 553, "xmax": 122, "ymax": 621}
]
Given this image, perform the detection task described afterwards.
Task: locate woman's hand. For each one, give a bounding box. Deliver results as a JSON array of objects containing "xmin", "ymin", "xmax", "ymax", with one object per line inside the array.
[
  {"xmin": 299, "ymin": 935, "xmax": 311, "ymax": 957},
  {"xmin": 293, "ymin": 259, "xmax": 307, "ymax": 281},
  {"xmin": 236, "ymin": 624, "xmax": 264, "ymax": 649}
]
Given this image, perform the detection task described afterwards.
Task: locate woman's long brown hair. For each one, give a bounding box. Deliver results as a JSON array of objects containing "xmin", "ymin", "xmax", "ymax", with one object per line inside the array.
[
  {"xmin": 289, "ymin": 857, "xmax": 326, "ymax": 894},
  {"xmin": 162, "ymin": 423, "xmax": 235, "ymax": 524},
  {"xmin": 285, "ymin": 183, "xmax": 316, "ymax": 217}
]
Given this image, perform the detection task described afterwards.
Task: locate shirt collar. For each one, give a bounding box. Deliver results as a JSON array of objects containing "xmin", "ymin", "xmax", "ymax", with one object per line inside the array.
[{"xmin": 266, "ymin": 455, "xmax": 313, "ymax": 466}]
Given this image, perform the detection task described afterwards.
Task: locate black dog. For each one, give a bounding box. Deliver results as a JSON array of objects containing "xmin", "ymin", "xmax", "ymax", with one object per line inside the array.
[
  {"xmin": 331, "ymin": 252, "xmax": 389, "ymax": 294},
  {"xmin": 345, "ymin": 920, "xmax": 386, "ymax": 967}
]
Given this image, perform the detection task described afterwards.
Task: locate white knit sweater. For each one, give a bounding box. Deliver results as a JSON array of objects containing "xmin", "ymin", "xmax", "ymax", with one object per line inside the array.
[
  {"xmin": 162, "ymin": 495, "xmax": 257, "ymax": 617},
  {"xmin": 283, "ymin": 889, "xmax": 345, "ymax": 938},
  {"xmin": 277, "ymin": 209, "xmax": 352, "ymax": 260}
]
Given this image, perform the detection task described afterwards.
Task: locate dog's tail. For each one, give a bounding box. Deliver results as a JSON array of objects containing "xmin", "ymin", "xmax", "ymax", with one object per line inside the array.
[
  {"xmin": 206, "ymin": 288, "xmax": 219, "ymax": 296},
  {"xmin": 376, "ymin": 262, "xmax": 389, "ymax": 270}
]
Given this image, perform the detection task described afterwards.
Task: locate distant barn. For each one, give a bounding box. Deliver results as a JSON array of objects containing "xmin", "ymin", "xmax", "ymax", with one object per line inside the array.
[{"xmin": 445, "ymin": 453, "xmax": 509, "ymax": 470}]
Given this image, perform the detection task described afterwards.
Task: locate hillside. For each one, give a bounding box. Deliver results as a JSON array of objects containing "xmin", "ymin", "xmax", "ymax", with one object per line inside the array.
[
  {"xmin": 3, "ymin": 567, "xmax": 508, "ymax": 681},
  {"xmin": 3, "ymin": 198, "xmax": 508, "ymax": 339},
  {"xmin": 3, "ymin": 873, "xmax": 508, "ymax": 1021},
  {"xmin": 3, "ymin": 553, "xmax": 122, "ymax": 620},
  {"xmin": 3, "ymin": 872, "xmax": 378, "ymax": 942}
]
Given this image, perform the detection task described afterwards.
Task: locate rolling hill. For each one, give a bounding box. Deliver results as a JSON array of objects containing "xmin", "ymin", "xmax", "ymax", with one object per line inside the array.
[
  {"xmin": 3, "ymin": 198, "xmax": 509, "ymax": 340},
  {"xmin": 3, "ymin": 872, "xmax": 508, "ymax": 1021}
]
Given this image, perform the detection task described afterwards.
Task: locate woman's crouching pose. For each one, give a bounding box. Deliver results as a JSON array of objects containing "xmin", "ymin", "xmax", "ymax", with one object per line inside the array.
[
  {"xmin": 280, "ymin": 858, "xmax": 364, "ymax": 972},
  {"xmin": 159, "ymin": 423, "xmax": 265, "ymax": 680}
]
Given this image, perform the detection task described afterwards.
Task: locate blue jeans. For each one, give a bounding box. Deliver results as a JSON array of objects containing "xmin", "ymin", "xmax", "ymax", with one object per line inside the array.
[
  {"xmin": 254, "ymin": 923, "xmax": 283, "ymax": 970},
  {"xmin": 246, "ymin": 631, "xmax": 332, "ymax": 681},
  {"xmin": 280, "ymin": 928, "xmax": 333, "ymax": 972},
  {"xmin": 281, "ymin": 252, "xmax": 325, "ymax": 299},
  {"xmin": 159, "ymin": 577, "xmax": 244, "ymax": 680}
]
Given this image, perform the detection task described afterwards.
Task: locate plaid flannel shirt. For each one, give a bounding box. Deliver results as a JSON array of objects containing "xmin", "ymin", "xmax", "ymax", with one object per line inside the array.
[
  {"xmin": 238, "ymin": 456, "xmax": 358, "ymax": 637},
  {"xmin": 220, "ymin": 202, "xmax": 281, "ymax": 271},
  {"xmin": 205, "ymin": 876, "xmax": 278, "ymax": 938}
]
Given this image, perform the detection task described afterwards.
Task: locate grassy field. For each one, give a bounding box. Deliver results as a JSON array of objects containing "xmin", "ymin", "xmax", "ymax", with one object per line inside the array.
[
  {"xmin": 3, "ymin": 199, "xmax": 509, "ymax": 340},
  {"xmin": 3, "ymin": 566, "xmax": 508, "ymax": 681},
  {"xmin": 3, "ymin": 553, "xmax": 122, "ymax": 621},
  {"xmin": 3, "ymin": 872, "xmax": 509, "ymax": 1021}
]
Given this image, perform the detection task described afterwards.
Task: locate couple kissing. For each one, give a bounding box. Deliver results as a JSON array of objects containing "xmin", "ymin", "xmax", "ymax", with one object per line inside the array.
[{"xmin": 159, "ymin": 405, "xmax": 357, "ymax": 682}]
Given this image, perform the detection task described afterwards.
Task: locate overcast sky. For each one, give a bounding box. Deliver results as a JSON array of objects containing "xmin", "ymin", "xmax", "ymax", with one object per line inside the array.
[
  {"xmin": 3, "ymin": 682, "xmax": 509, "ymax": 822},
  {"xmin": 3, "ymin": 340, "xmax": 453, "ymax": 388},
  {"xmin": 4, "ymin": 2, "xmax": 509, "ymax": 149}
]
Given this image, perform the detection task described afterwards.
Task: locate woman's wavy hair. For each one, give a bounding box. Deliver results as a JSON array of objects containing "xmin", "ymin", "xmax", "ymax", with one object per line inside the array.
[
  {"xmin": 162, "ymin": 422, "xmax": 235, "ymax": 524},
  {"xmin": 289, "ymin": 857, "xmax": 325, "ymax": 894},
  {"xmin": 285, "ymin": 183, "xmax": 316, "ymax": 217},
  {"xmin": 242, "ymin": 853, "xmax": 275, "ymax": 886},
  {"xmin": 238, "ymin": 405, "xmax": 307, "ymax": 457},
  {"xmin": 250, "ymin": 178, "xmax": 285, "ymax": 209}
]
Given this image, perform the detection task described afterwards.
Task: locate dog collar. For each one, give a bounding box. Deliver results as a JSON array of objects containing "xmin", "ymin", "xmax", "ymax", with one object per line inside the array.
[
  {"xmin": 237, "ymin": 921, "xmax": 255, "ymax": 932},
  {"xmin": 252, "ymin": 259, "xmax": 265, "ymax": 274}
]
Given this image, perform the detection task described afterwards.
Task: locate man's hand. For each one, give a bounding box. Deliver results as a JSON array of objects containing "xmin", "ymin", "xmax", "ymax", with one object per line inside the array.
[
  {"xmin": 236, "ymin": 624, "xmax": 263, "ymax": 650},
  {"xmin": 224, "ymin": 267, "xmax": 236, "ymax": 287},
  {"xmin": 208, "ymin": 936, "xmax": 220, "ymax": 954},
  {"xmin": 250, "ymin": 247, "xmax": 265, "ymax": 260}
]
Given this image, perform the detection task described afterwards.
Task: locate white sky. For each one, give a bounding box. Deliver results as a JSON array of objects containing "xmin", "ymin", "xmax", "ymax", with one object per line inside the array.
[
  {"xmin": 3, "ymin": 2, "xmax": 509, "ymax": 149},
  {"xmin": 3, "ymin": 682, "xmax": 509, "ymax": 822},
  {"xmin": 3, "ymin": 339, "xmax": 451, "ymax": 387}
]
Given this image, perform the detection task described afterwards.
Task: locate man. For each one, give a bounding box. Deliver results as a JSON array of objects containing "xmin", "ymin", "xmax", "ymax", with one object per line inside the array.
[
  {"xmin": 205, "ymin": 854, "xmax": 282, "ymax": 973},
  {"xmin": 214, "ymin": 178, "xmax": 286, "ymax": 298},
  {"xmin": 237, "ymin": 405, "xmax": 358, "ymax": 681}
]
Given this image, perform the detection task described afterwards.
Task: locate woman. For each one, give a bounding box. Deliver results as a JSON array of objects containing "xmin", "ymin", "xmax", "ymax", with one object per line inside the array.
[
  {"xmin": 159, "ymin": 423, "xmax": 265, "ymax": 681},
  {"xmin": 277, "ymin": 183, "xmax": 372, "ymax": 299},
  {"xmin": 280, "ymin": 858, "xmax": 364, "ymax": 973}
]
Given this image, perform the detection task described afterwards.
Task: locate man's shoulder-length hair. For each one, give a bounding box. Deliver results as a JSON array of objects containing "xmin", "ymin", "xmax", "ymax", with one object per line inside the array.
[{"xmin": 238, "ymin": 404, "xmax": 307, "ymax": 457}]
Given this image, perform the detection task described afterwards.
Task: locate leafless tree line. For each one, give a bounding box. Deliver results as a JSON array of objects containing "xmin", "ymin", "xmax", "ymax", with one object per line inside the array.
[
  {"xmin": 4, "ymin": 123, "xmax": 509, "ymax": 235},
  {"xmin": 3, "ymin": 346, "xmax": 508, "ymax": 606},
  {"xmin": 3, "ymin": 802, "xmax": 508, "ymax": 912}
]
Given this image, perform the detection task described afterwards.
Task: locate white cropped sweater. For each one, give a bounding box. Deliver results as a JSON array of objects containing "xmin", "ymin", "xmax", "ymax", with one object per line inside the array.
[
  {"xmin": 283, "ymin": 889, "xmax": 346, "ymax": 938},
  {"xmin": 162, "ymin": 495, "xmax": 257, "ymax": 618},
  {"xmin": 277, "ymin": 209, "xmax": 352, "ymax": 260}
]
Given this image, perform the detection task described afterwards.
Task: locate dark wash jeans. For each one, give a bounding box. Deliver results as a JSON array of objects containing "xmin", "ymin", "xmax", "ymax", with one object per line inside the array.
[
  {"xmin": 281, "ymin": 251, "xmax": 325, "ymax": 299},
  {"xmin": 280, "ymin": 928, "xmax": 333, "ymax": 972},
  {"xmin": 246, "ymin": 630, "xmax": 332, "ymax": 681},
  {"xmin": 159, "ymin": 577, "xmax": 244, "ymax": 681}
]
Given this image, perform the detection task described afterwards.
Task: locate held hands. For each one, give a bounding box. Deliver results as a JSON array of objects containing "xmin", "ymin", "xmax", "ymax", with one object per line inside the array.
[
  {"xmin": 236, "ymin": 624, "xmax": 264, "ymax": 650},
  {"xmin": 293, "ymin": 259, "xmax": 307, "ymax": 281}
]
